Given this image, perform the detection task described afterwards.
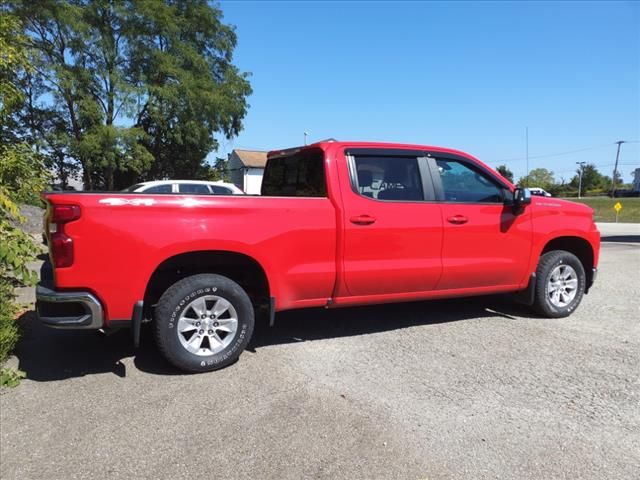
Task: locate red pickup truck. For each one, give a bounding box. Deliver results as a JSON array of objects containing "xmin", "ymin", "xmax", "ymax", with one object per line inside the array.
[{"xmin": 37, "ymin": 141, "xmax": 600, "ymax": 372}]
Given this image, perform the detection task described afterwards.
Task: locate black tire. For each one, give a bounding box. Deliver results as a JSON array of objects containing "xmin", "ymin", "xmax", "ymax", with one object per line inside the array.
[
  {"xmin": 154, "ymin": 274, "xmax": 254, "ymax": 373},
  {"xmin": 532, "ymin": 250, "xmax": 586, "ymax": 318}
]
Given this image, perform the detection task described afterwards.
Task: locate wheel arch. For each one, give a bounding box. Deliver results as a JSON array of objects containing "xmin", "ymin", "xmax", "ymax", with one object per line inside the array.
[
  {"xmin": 143, "ymin": 250, "xmax": 271, "ymax": 318},
  {"xmin": 540, "ymin": 236, "xmax": 595, "ymax": 290}
]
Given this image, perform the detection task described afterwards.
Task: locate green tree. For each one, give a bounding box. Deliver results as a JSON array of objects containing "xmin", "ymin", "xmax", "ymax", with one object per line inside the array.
[
  {"xmin": 131, "ymin": 1, "xmax": 252, "ymax": 185},
  {"xmin": 12, "ymin": 0, "xmax": 251, "ymax": 190},
  {"xmin": 0, "ymin": 12, "xmax": 49, "ymax": 363},
  {"xmin": 518, "ymin": 168, "xmax": 555, "ymax": 190},
  {"xmin": 496, "ymin": 165, "xmax": 514, "ymax": 183},
  {"xmin": 204, "ymin": 156, "xmax": 230, "ymax": 182},
  {"xmin": 569, "ymin": 163, "xmax": 609, "ymax": 192}
]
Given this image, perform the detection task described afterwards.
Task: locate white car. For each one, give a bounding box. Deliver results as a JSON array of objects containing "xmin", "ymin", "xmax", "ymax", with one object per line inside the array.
[
  {"xmin": 529, "ymin": 187, "xmax": 552, "ymax": 197},
  {"xmin": 122, "ymin": 180, "xmax": 244, "ymax": 195}
]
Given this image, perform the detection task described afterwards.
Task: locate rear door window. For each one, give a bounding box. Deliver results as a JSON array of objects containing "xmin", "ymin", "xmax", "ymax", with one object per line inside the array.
[
  {"xmin": 261, "ymin": 148, "xmax": 326, "ymax": 197},
  {"xmin": 352, "ymin": 156, "xmax": 424, "ymax": 201}
]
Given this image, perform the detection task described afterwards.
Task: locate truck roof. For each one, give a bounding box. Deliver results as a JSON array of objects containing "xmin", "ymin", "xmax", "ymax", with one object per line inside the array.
[
  {"xmin": 267, "ymin": 140, "xmax": 490, "ymax": 173},
  {"xmin": 268, "ymin": 140, "xmax": 480, "ymax": 160}
]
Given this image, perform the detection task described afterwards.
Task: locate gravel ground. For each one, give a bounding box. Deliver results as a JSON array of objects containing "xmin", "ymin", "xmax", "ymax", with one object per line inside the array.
[
  {"xmin": 17, "ymin": 204, "xmax": 45, "ymax": 236},
  {"xmin": 1, "ymin": 238, "xmax": 639, "ymax": 479}
]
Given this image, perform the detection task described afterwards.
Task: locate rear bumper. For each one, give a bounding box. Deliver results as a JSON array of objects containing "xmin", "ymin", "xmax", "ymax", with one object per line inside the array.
[{"xmin": 36, "ymin": 284, "xmax": 104, "ymax": 329}]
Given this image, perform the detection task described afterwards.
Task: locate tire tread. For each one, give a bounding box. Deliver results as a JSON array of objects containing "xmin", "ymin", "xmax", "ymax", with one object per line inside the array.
[
  {"xmin": 532, "ymin": 250, "xmax": 586, "ymax": 318},
  {"xmin": 154, "ymin": 273, "xmax": 254, "ymax": 373}
]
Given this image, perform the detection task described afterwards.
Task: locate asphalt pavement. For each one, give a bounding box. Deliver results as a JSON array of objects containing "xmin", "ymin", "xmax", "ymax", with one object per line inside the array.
[{"xmin": 1, "ymin": 234, "xmax": 639, "ymax": 479}]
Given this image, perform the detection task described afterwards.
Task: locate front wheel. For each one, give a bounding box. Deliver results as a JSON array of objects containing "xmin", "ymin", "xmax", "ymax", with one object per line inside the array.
[
  {"xmin": 532, "ymin": 250, "xmax": 586, "ymax": 318},
  {"xmin": 154, "ymin": 274, "xmax": 254, "ymax": 372}
]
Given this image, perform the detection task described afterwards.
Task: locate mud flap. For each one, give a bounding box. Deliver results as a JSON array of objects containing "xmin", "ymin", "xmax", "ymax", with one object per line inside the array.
[
  {"xmin": 132, "ymin": 301, "xmax": 144, "ymax": 348},
  {"xmin": 513, "ymin": 273, "xmax": 536, "ymax": 306}
]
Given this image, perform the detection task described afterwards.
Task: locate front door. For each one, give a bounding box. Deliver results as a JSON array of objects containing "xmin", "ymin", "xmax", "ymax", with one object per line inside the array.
[{"xmin": 430, "ymin": 156, "xmax": 533, "ymax": 290}]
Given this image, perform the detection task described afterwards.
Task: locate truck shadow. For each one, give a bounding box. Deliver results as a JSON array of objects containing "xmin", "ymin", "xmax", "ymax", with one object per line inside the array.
[
  {"xmin": 14, "ymin": 297, "xmax": 537, "ymax": 382},
  {"xmin": 249, "ymin": 297, "xmax": 533, "ymax": 350}
]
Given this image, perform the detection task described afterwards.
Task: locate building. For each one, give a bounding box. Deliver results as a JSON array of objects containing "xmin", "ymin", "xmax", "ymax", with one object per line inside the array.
[
  {"xmin": 633, "ymin": 168, "xmax": 640, "ymax": 193},
  {"xmin": 228, "ymin": 149, "xmax": 268, "ymax": 194}
]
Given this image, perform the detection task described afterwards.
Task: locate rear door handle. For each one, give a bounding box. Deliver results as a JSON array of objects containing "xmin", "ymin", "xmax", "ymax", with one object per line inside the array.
[
  {"xmin": 350, "ymin": 215, "xmax": 376, "ymax": 226},
  {"xmin": 447, "ymin": 215, "xmax": 468, "ymax": 225}
]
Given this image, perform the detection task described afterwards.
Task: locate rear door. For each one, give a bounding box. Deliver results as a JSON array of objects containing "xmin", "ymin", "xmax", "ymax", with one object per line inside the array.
[
  {"xmin": 429, "ymin": 154, "xmax": 533, "ymax": 290},
  {"xmin": 340, "ymin": 149, "xmax": 443, "ymax": 296}
]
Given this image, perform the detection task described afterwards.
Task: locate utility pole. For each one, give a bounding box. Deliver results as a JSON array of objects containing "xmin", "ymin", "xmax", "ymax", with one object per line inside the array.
[
  {"xmin": 576, "ymin": 161, "xmax": 586, "ymax": 199},
  {"xmin": 611, "ymin": 140, "xmax": 625, "ymax": 197}
]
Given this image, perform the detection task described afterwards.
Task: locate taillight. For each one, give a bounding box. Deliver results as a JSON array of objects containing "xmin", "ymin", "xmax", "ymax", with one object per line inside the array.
[
  {"xmin": 50, "ymin": 204, "xmax": 80, "ymax": 268},
  {"xmin": 51, "ymin": 234, "xmax": 74, "ymax": 268},
  {"xmin": 52, "ymin": 205, "xmax": 80, "ymax": 223}
]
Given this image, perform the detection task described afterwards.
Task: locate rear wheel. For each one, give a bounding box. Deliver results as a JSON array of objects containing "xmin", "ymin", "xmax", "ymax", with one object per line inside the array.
[
  {"xmin": 154, "ymin": 274, "xmax": 254, "ymax": 372},
  {"xmin": 532, "ymin": 250, "xmax": 586, "ymax": 318}
]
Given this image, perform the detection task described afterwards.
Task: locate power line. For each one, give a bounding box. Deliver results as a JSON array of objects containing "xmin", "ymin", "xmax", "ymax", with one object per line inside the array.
[
  {"xmin": 494, "ymin": 143, "xmax": 614, "ymax": 164},
  {"xmin": 554, "ymin": 165, "xmax": 638, "ymax": 175},
  {"xmin": 534, "ymin": 162, "xmax": 638, "ymax": 173}
]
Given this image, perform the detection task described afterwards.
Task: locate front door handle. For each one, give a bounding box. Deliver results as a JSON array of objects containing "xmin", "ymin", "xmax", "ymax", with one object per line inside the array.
[
  {"xmin": 350, "ymin": 215, "xmax": 376, "ymax": 226},
  {"xmin": 447, "ymin": 215, "xmax": 468, "ymax": 225}
]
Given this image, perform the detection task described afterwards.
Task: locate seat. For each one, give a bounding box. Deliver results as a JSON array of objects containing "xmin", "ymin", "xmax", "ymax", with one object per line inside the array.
[
  {"xmin": 357, "ymin": 170, "xmax": 375, "ymax": 198},
  {"xmin": 378, "ymin": 164, "xmax": 421, "ymax": 201}
]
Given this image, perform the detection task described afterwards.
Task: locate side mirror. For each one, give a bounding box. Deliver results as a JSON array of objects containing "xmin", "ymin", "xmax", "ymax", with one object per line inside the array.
[{"xmin": 513, "ymin": 187, "xmax": 532, "ymax": 207}]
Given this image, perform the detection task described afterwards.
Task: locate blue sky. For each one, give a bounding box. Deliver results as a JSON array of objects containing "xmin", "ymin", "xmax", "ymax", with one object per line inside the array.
[{"xmin": 215, "ymin": 0, "xmax": 639, "ymax": 182}]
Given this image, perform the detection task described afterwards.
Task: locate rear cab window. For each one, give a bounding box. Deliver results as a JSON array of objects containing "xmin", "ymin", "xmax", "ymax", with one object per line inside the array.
[{"xmin": 261, "ymin": 148, "xmax": 326, "ymax": 197}]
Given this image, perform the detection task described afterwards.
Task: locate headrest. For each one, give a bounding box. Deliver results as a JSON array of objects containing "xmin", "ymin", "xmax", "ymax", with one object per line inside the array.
[{"xmin": 384, "ymin": 164, "xmax": 406, "ymax": 184}]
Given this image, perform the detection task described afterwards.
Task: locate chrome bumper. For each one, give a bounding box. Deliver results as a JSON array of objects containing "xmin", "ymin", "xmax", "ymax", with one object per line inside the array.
[{"xmin": 36, "ymin": 284, "xmax": 104, "ymax": 329}]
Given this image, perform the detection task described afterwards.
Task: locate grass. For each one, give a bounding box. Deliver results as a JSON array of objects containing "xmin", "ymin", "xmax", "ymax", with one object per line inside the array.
[
  {"xmin": 0, "ymin": 282, "xmax": 23, "ymax": 387},
  {"xmin": 564, "ymin": 197, "xmax": 640, "ymax": 223},
  {"xmin": 0, "ymin": 286, "xmax": 19, "ymax": 364},
  {"xmin": 0, "ymin": 368, "xmax": 25, "ymax": 388}
]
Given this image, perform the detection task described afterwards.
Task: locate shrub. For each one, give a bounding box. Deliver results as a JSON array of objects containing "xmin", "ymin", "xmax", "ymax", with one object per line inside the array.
[
  {"xmin": 0, "ymin": 280, "xmax": 19, "ymax": 363},
  {"xmin": 0, "ymin": 14, "xmax": 49, "ymax": 366},
  {"xmin": 0, "ymin": 152, "xmax": 46, "ymax": 364}
]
